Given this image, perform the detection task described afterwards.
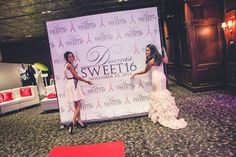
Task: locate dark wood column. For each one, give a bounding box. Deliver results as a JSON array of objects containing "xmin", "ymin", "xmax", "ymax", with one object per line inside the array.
[
  {"xmin": 163, "ymin": 0, "xmax": 185, "ymax": 84},
  {"xmin": 173, "ymin": 0, "xmax": 224, "ymax": 92},
  {"xmin": 224, "ymin": 7, "xmax": 236, "ymax": 93}
]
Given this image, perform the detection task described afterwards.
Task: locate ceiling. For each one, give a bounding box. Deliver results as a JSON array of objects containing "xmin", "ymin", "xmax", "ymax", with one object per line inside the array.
[{"xmin": 0, "ymin": 0, "xmax": 168, "ymax": 43}]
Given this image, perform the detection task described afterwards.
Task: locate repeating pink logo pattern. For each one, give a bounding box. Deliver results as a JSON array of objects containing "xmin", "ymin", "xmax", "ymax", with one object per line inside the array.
[{"xmin": 46, "ymin": 7, "xmax": 162, "ymax": 123}]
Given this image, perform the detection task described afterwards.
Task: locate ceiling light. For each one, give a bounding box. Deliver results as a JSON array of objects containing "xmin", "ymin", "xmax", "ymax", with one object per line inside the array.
[
  {"xmin": 41, "ymin": 11, "xmax": 46, "ymax": 14},
  {"xmin": 47, "ymin": 11, "xmax": 51, "ymax": 13}
]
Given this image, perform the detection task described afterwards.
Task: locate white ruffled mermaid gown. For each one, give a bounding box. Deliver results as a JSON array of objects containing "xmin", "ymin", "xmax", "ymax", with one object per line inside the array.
[{"xmin": 148, "ymin": 64, "xmax": 187, "ymax": 129}]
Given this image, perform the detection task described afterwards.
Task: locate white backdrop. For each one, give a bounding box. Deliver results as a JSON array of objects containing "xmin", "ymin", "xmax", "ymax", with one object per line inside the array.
[{"xmin": 46, "ymin": 7, "xmax": 163, "ymax": 124}]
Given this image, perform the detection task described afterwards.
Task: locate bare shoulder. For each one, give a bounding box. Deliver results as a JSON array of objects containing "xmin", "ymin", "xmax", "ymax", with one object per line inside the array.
[
  {"xmin": 148, "ymin": 58, "xmax": 155, "ymax": 65},
  {"xmin": 146, "ymin": 58, "xmax": 155, "ymax": 70},
  {"xmin": 66, "ymin": 63, "xmax": 73, "ymax": 69}
]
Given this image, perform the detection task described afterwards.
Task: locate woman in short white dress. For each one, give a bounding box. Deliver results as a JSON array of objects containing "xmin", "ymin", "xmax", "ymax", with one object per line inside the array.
[
  {"xmin": 131, "ymin": 44, "xmax": 187, "ymax": 129},
  {"xmin": 64, "ymin": 51, "xmax": 93, "ymax": 133}
]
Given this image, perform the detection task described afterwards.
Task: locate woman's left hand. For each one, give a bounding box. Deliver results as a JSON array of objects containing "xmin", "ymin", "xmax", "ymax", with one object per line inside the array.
[
  {"xmin": 130, "ymin": 74, "xmax": 136, "ymax": 79},
  {"xmin": 162, "ymin": 55, "xmax": 169, "ymax": 64}
]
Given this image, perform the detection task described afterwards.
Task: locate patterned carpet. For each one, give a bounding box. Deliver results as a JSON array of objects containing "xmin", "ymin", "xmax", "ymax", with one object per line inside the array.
[{"xmin": 0, "ymin": 82, "xmax": 235, "ymax": 157}]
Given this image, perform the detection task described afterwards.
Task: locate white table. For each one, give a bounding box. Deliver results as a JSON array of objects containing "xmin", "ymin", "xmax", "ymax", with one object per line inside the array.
[{"xmin": 40, "ymin": 97, "xmax": 59, "ymax": 111}]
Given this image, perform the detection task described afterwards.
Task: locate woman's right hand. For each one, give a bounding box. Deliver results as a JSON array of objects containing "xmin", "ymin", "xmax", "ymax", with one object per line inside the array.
[{"xmin": 87, "ymin": 80, "xmax": 94, "ymax": 85}]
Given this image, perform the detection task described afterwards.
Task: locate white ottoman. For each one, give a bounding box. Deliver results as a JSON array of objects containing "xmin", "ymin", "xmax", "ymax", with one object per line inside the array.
[{"xmin": 40, "ymin": 97, "xmax": 59, "ymax": 111}]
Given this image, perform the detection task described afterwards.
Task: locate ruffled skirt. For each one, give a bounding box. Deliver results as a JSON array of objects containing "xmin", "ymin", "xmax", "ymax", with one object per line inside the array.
[{"xmin": 148, "ymin": 89, "xmax": 187, "ymax": 129}]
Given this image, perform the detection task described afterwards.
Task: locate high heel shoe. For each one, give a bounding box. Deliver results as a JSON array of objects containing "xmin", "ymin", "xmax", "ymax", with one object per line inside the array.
[
  {"xmin": 77, "ymin": 121, "xmax": 87, "ymax": 128},
  {"xmin": 68, "ymin": 123, "xmax": 73, "ymax": 134}
]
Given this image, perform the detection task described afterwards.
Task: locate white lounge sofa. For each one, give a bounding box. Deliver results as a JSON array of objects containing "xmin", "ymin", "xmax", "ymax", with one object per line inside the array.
[
  {"xmin": 0, "ymin": 86, "xmax": 40, "ymax": 114},
  {"xmin": 40, "ymin": 85, "xmax": 59, "ymax": 112}
]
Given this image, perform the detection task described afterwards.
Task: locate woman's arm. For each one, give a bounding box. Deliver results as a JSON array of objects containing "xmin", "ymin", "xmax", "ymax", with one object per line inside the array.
[
  {"xmin": 67, "ymin": 64, "xmax": 93, "ymax": 85},
  {"xmin": 162, "ymin": 48, "xmax": 169, "ymax": 64},
  {"xmin": 131, "ymin": 59, "xmax": 153, "ymax": 78}
]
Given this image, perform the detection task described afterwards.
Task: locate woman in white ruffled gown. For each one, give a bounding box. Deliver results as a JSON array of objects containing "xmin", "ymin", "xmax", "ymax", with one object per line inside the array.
[{"xmin": 131, "ymin": 44, "xmax": 187, "ymax": 129}]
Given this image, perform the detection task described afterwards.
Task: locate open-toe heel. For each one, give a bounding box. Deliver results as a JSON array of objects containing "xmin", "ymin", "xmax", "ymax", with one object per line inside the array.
[
  {"xmin": 68, "ymin": 123, "xmax": 73, "ymax": 134},
  {"xmin": 77, "ymin": 121, "xmax": 87, "ymax": 128}
]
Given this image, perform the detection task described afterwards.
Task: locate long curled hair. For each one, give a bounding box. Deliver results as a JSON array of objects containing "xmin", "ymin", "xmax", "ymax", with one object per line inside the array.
[{"xmin": 145, "ymin": 44, "xmax": 162, "ymax": 65}]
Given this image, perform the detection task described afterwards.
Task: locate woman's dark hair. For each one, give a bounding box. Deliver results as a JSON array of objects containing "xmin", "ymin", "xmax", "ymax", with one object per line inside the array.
[
  {"xmin": 145, "ymin": 44, "xmax": 162, "ymax": 65},
  {"xmin": 64, "ymin": 51, "xmax": 74, "ymax": 62}
]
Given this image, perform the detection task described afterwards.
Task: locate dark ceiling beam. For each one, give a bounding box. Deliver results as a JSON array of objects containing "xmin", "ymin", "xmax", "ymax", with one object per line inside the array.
[
  {"xmin": 0, "ymin": 0, "xmax": 160, "ymax": 21},
  {"xmin": 0, "ymin": 8, "xmax": 73, "ymax": 21},
  {"xmin": 0, "ymin": 0, "xmax": 164, "ymax": 43},
  {"xmin": 53, "ymin": 0, "xmax": 73, "ymax": 17},
  {"xmin": 0, "ymin": 0, "xmax": 51, "ymax": 10},
  {"xmin": 0, "ymin": 1, "xmax": 53, "ymax": 19}
]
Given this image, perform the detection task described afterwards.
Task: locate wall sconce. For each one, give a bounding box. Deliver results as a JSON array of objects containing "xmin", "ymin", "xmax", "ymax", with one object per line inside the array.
[
  {"xmin": 227, "ymin": 20, "xmax": 233, "ymax": 32},
  {"xmin": 221, "ymin": 22, "xmax": 227, "ymax": 30},
  {"xmin": 221, "ymin": 20, "xmax": 234, "ymax": 31},
  {"xmin": 221, "ymin": 20, "xmax": 235, "ymax": 45}
]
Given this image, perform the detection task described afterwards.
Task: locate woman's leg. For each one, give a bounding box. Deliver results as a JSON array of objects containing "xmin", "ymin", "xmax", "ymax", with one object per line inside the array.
[
  {"xmin": 75, "ymin": 100, "xmax": 85, "ymax": 126},
  {"xmin": 72, "ymin": 100, "xmax": 85, "ymax": 127},
  {"xmin": 72, "ymin": 102, "xmax": 78, "ymax": 125},
  {"xmin": 69, "ymin": 102, "xmax": 78, "ymax": 134}
]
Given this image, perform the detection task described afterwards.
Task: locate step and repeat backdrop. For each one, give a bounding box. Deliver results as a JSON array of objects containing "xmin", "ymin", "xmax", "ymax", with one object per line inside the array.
[{"xmin": 46, "ymin": 7, "xmax": 163, "ymax": 124}]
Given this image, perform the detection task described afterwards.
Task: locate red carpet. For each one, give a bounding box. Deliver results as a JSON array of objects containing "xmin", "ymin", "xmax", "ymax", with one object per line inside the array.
[{"xmin": 48, "ymin": 141, "xmax": 125, "ymax": 157}]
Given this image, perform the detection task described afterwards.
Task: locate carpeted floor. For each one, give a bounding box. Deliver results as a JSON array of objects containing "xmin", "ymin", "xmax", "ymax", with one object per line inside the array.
[{"xmin": 0, "ymin": 82, "xmax": 235, "ymax": 157}]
